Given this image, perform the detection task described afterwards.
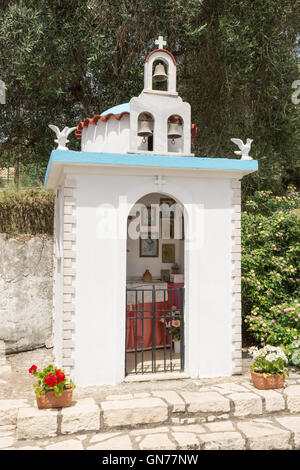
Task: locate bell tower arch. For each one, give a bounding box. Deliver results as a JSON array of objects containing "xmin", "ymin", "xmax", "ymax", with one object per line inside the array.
[
  {"xmin": 129, "ymin": 36, "xmax": 194, "ymax": 157},
  {"xmin": 144, "ymin": 49, "xmax": 177, "ymax": 95}
]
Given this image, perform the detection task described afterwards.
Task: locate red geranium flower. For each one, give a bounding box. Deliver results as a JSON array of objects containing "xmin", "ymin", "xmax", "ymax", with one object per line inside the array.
[
  {"xmin": 55, "ymin": 369, "xmax": 65, "ymax": 384},
  {"xmin": 45, "ymin": 373, "xmax": 57, "ymax": 388},
  {"xmin": 29, "ymin": 365, "xmax": 37, "ymax": 374}
]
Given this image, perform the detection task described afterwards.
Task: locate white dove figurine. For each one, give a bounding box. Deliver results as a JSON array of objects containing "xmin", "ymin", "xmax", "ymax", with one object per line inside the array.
[
  {"xmin": 230, "ymin": 138, "xmax": 253, "ymax": 160},
  {"xmin": 48, "ymin": 125, "xmax": 76, "ymax": 150}
]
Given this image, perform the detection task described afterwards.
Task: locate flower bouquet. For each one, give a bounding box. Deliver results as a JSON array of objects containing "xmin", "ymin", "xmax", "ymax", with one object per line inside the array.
[
  {"xmin": 160, "ymin": 306, "xmax": 181, "ymax": 353},
  {"xmin": 29, "ymin": 364, "xmax": 75, "ymax": 408},
  {"xmin": 248, "ymin": 345, "xmax": 289, "ymax": 389}
]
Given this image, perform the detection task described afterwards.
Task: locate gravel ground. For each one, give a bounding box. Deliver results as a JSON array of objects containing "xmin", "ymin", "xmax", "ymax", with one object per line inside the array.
[
  {"xmin": 0, "ymin": 347, "xmax": 55, "ymax": 402},
  {"xmin": 0, "ymin": 347, "xmax": 253, "ymax": 404}
]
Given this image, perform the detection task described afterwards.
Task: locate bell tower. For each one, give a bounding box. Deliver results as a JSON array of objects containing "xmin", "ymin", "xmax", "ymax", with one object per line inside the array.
[{"xmin": 129, "ymin": 36, "xmax": 194, "ymax": 156}]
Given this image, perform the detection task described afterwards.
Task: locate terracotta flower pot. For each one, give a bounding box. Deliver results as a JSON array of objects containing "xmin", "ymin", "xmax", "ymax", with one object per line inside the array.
[
  {"xmin": 36, "ymin": 387, "xmax": 73, "ymax": 409},
  {"xmin": 251, "ymin": 370, "xmax": 285, "ymax": 390}
]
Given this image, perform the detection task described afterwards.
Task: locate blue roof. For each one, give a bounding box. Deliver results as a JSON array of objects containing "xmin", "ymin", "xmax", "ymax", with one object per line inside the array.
[
  {"xmin": 101, "ymin": 103, "xmax": 130, "ymax": 116},
  {"xmin": 45, "ymin": 150, "xmax": 258, "ymax": 187}
]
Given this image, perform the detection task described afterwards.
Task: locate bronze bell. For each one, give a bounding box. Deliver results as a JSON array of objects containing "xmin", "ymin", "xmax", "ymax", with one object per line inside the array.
[
  {"xmin": 153, "ymin": 62, "xmax": 167, "ymax": 82},
  {"xmin": 168, "ymin": 122, "xmax": 182, "ymax": 144},
  {"xmin": 138, "ymin": 120, "xmax": 153, "ymax": 143}
]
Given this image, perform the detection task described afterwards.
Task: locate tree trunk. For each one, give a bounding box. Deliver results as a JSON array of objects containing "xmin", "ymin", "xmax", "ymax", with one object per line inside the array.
[{"xmin": 14, "ymin": 153, "xmax": 19, "ymax": 185}]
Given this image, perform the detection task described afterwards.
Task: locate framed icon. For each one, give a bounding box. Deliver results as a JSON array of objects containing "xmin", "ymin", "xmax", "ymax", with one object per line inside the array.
[
  {"xmin": 162, "ymin": 244, "xmax": 175, "ymax": 263},
  {"xmin": 161, "ymin": 269, "xmax": 170, "ymax": 282},
  {"xmin": 139, "ymin": 236, "xmax": 159, "ymax": 257}
]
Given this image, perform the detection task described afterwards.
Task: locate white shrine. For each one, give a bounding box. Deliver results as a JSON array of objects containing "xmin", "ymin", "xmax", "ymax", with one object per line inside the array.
[{"xmin": 45, "ymin": 37, "xmax": 258, "ymax": 386}]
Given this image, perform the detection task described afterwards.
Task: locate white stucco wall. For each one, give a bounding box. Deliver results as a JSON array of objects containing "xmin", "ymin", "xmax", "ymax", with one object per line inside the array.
[
  {"xmin": 82, "ymin": 115, "xmax": 130, "ymax": 153},
  {"xmin": 129, "ymin": 93, "xmax": 192, "ymax": 156},
  {"xmin": 66, "ymin": 168, "xmax": 234, "ymax": 386}
]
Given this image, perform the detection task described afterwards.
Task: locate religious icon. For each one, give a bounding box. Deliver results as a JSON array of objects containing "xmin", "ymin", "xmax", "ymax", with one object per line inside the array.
[
  {"xmin": 160, "ymin": 269, "xmax": 170, "ymax": 282},
  {"xmin": 162, "ymin": 244, "xmax": 175, "ymax": 263},
  {"xmin": 139, "ymin": 236, "xmax": 159, "ymax": 257}
]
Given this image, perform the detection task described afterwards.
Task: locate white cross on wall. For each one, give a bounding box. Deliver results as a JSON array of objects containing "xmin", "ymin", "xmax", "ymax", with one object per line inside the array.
[
  {"xmin": 154, "ymin": 175, "xmax": 166, "ymax": 192},
  {"xmin": 155, "ymin": 36, "xmax": 167, "ymax": 50}
]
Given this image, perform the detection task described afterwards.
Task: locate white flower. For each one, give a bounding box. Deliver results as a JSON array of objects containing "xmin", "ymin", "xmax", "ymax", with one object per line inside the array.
[
  {"xmin": 248, "ymin": 347, "xmax": 258, "ymax": 357},
  {"xmin": 265, "ymin": 353, "xmax": 277, "ymax": 362},
  {"xmin": 249, "ymin": 345, "xmax": 288, "ymax": 363}
]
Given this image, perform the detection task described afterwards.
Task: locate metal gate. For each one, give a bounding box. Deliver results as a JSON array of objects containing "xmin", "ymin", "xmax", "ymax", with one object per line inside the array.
[{"xmin": 125, "ymin": 286, "xmax": 184, "ymax": 375}]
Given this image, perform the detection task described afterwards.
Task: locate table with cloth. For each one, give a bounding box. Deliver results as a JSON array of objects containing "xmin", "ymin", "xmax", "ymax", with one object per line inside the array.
[
  {"xmin": 126, "ymin": 281, "xmax": 183, "ymax": 351},
  {"xmin": 126, "ymin": 282, "xmax": 170, "ymax": 351}
]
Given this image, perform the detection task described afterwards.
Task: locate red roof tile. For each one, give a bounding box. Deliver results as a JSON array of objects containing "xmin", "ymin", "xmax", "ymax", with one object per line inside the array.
[
  {"xmin": 145, "ymin": 49, "xmax": 176, "ymax": 65},
  {"xmin": 75, "ymin": 111, "xmax": 130, "ymax": 139}
]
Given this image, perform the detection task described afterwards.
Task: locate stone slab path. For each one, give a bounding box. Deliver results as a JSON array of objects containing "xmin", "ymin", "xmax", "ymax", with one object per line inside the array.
[
  {"xmin": 0, "ymin": 349, "xmax": 300, "ymax": 450},
  {"xmin": 1, "ymin": 371, "xmax": 300, "ymax": 450},
  {"xmin": 1, "ymin": 413, "xmax": 300, "ymax": 450}
]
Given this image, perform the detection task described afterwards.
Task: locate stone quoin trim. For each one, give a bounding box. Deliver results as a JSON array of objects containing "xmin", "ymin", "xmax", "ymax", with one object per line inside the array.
[
  {"xmin": 231, "ymin": 178, "xmax": 242, "ymax": 374},
  {"xmin": 52, "ymin": 189, "xmax": 58, "ymax": 353},
  {"xmin": 62, "ymin": 178, "xmax": 77, "ymax": 377}
]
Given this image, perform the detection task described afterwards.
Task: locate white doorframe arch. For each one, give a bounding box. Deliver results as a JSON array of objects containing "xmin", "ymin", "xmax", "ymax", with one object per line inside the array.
[{"xmin": 124, "ymin": 189, "xmax": 190, "ymax": 377}]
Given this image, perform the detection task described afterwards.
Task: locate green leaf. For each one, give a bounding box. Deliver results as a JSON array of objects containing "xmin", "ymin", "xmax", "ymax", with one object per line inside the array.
[{"xmin": 69, "ymin": 379, "xmax": 76, "ymax": 390}]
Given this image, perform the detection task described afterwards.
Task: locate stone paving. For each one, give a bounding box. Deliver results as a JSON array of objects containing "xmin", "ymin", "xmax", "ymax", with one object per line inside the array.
[
  {"xmin": 0, "ymin": 349, "xmax": 300, "ymax": 450},
  {"xmin": 1, "ymin": 413, "xmax": 300, "ymax": 450},
  {"xmin": 1, "ymin": 370, "xmax": 300, "ymax": 449}
]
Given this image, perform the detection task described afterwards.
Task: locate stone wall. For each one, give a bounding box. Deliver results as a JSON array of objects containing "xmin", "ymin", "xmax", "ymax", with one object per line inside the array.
[{"xmin": 0, "ymin": 234, "xmax": 53, "ymax": 353}]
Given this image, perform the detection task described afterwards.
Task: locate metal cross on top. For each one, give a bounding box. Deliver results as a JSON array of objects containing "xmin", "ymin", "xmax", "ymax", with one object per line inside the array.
[{"xmin": 155, "ymin": 35, "xmax": 167, "ymax": 50}]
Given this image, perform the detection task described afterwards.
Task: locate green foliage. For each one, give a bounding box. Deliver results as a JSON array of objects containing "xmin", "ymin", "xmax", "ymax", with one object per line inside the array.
[
  {"xmin": 246, "ymin": 300, "xmax": 300, "ymax": 347},
  {"xmin": 250, "ymin": 357, "xmax": 286, "ymax": 377},
  {"xmin": 285, "ymin": 340, "xmax": 300, "ymax": 367},
  {"xmin": 18, "ymin": 163, "xmax": 43, "ymax": 187},
  {"xmin": 0, "ymin": 158, "xmax": 44, "ymax": 187},
  {"xmin": 176, "ymin": 0, "xmax": 300, "ymax": 194},
  {"xmin": 0, "ymin": 186, "xmax": 54, "ymax": 234},
  {"xmin": 0, "ymin": 1, "xmax": 299, "ymax": 189},
  {"xmin": 242, "ymin": 186, "xmax": 300, "ymax": 352}
]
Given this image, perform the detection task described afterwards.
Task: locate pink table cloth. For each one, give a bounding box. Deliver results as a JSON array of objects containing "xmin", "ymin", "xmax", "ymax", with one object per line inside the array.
[{"xmin": 126, "ymin": 283, "xmax": 170, "ymax": 351}]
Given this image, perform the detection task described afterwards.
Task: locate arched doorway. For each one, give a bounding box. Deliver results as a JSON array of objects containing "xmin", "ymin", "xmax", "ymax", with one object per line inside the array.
[{"xmin": 125, "ymin": 192, "xmax": 185, "ymax": 376}]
